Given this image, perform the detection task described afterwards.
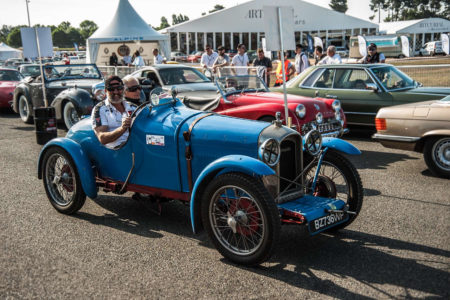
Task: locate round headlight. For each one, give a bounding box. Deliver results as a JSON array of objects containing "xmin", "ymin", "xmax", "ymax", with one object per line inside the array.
[
  {"xmin": 303, "ymin": 129, "xmax": 322, "ymax": 156},
  {"xmin": 296, "ymin": 104, "xmax": 306, "ymax": 118},
  {"xmin": 316, "ymin": 112, "xmax": 323, "ymax": 124},
  {"xmin": 259, "ymin": 139, "xmax": 280, "ymax": 167},
  {"xmin": 94, "ymin": 89, "xmax": 106, "ymax": 101},
  {"xmin": 332, "ymin": 99, "xmax": 341, "ymax": 111},
  {"xmin": 335, "ymin": 111, "xmax": 342, "ymax": 121}
]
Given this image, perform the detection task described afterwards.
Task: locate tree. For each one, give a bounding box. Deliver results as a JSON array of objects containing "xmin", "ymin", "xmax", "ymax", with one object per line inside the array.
[
  {"xmin": 329, "ymin": 0, "xmax": 348, "ymax": 13},
  {"xmin": 0, "ymin": 25, "xmax": 13, "ymax": 43},
  {"xmin": 57, "ymin": 21, "xmax": 71, "ymax": 32},
  {"xmin": 153, "ymin": 16, "xmax": 170, "ymax": 31},
  {"xmin": 79, "ymin": 20, "xmax": 98, "ymax": 40},
  {"xmin": 171, "ymin": 14, "xmax": 189, "ymax": 25},
  {"xmin": 6, "ymin": 27, "xmax": 26, "ymax": 48},
  {"xmin": 209, "ymin": 4, "xmax": 225, "ymax": 13},
  {"xmin": 369, "ymin": 0, "xmax": 449, "ymax": 22}
]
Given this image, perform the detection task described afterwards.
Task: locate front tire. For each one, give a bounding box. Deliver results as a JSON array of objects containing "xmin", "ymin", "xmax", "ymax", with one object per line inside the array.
[
  {"xmin": 18, "ymin": 95, "xmax": 33, "ymax": 124},
  {"xmin": 424, "ymin": 137, "xmax": 450, "ymax": 178},
  {"xmin": 63, "ymin": 101, "xmax": 80, "ymax": 129},
  {"xmin": 42, "ymin": 147, "xmax": 86, "ymax": 214},
  {"xmin": 304, "ymin": 150, "xmax": 363, "ymax": 230},
  {"xmin": 201, "ymin": 173, "xmax": 280, "ymax": 265}
]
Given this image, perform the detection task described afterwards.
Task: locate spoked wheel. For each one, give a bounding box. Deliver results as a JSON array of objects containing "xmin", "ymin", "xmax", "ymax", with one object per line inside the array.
[
  {"xmin": 63, "ymin": 101, "xmax": 80, "ymax": 129},
  {"xmin": 304, "ymin": 150, "xmax": 363, "ymax": 230},
  {"xmin": 18, "ymin": 95, "xmax": 33, "ymax": 124},
  {"xmin": 201, "ymin": 173, "xmax": 280, "ymax": 265},
  {"xmin": 42, "ymin": 147, "xmax": 86, "ymax": 214},
  {"xmin": 424, "ymin": 137, "xmax": 450, "ymax": 179}
]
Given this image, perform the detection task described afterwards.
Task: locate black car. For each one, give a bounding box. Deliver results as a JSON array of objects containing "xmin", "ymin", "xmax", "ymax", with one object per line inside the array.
[{"xmin": 13, "ymin": 64, "xmax": 104, "ymax": 129}]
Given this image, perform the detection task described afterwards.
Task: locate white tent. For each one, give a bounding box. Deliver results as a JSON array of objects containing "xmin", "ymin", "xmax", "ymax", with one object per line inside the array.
[
  {"xmin": 0, "ymin": 42, "xmax": 22, "ymax": 60},
  {"xmin": 86, "ymin": 0, "xmax": 169, "ymax": 64}
]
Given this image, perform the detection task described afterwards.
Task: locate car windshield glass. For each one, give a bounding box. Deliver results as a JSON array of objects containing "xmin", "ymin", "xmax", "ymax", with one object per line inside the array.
[
  {"xmin": 158, "ymin": 68, "xmax": 210, "ymax": 85},
  {"xmin": 334, "ymin": 68, "xmax": 375, "ymax": 89},
  {"xmin": 370, "ymin": 66, "xmax": 414, "ymax": 91},
  {"xmin": 216, "ymin": 75, "xmax": 268, "ymax": 95},
  {"xmin": 0, "ymin": 69, "xmax": 22, "ymax": 81},
  {"xmin": 21, "ymin": 66, "xmax": 41, "ymax": 77},
  {"xmin": 44, "ymin": 64, "xmax": 102, "ymax": 81}
]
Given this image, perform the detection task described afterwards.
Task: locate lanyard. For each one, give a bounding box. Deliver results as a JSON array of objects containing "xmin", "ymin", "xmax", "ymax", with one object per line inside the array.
[{"xmin": 237, "ymin": 54, "xmax": 245, "ymax": 65}]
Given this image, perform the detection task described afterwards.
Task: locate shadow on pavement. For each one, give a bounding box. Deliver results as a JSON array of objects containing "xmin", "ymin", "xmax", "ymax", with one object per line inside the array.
[
  {"xmin": 72, "ymin": 194, "xmax": 449, "ymax": 299},
  {"xmin": 349, "ymin": 149, "xmax": 418, "ymax": 170}
]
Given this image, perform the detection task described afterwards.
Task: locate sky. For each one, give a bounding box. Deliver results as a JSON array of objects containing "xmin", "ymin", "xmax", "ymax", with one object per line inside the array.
[{"xmin": 0, "ymin": 0, "xmax": 388, "ymax": 28}]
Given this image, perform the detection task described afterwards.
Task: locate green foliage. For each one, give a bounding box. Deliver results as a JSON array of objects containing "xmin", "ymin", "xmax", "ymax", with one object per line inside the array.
[
  {"xmin": 153, "ymin": 16, "xmax": 170, "ymax": 31},
  {"xmin": 6, "ymin": 27, "xmax": 26, "ymax": 48},
  {"xmin": 79, "ymin": 20, "xmax": 98, "ymax": 40},
  {"xmin": 209, "ymin": 4, "xmax": 225, "ymax": 13},
  {"xmin": 369, "ymin": 0, "xmax": 449, "ymax": 21},
  {"xmin": 329, "ymin": 0, "xmax": 348, "ymax": 13},
  {"xmin": 171, "ymin": 14, "xmax": 190, "ymax": 25},
  {"xmin": 0, "ymin": 25, "xmax": 13, "ymax": 43}
]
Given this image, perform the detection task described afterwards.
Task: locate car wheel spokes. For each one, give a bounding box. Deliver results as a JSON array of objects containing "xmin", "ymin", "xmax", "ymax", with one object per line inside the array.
[
  {"xmin": 210, "ymin": 185, "xmax": 265, "ymax": 255},
  {"xmin": 433, "ymin": 138, "xmax": 450, "ymax": 171},
  {"xmin": 45, "ymin": 153, "xmax": 76, "ymax": 206},
  {"xmin": 306, "ymin": 162, "xmax": 349, "ymax": 201}
]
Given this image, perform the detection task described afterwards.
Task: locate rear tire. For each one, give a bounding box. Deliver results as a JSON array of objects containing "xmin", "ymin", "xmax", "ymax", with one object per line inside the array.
[
  {"xmin": 18, "ymin": 95, "xmax": 33, "ymax": 124},
  {"xmin": 42, "ymin": 147, "xmax": 86, "ymax": 214},
  {"xmin": 423, "ymin": 137, "xmax": 450, "ymax": 179},
  {"xmin": 63, "ymin": 101, "xmax": 80, "ymax": 129},
  {"xmin": 201, "ymin": 173, "xmax": 280, "ymax": 265}
]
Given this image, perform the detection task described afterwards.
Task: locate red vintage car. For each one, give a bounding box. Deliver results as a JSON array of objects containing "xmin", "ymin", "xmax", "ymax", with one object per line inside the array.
[
  {"xmin": 187, "ymin": 51, "xmax": 203, "ymax": 63},
  {"xmin": 182, "ymin": 75, "xmax": 347, "ymax": 137},
  {"xmin": 0, "ymin": 68, "xmax": 23, "ymax": 108}
]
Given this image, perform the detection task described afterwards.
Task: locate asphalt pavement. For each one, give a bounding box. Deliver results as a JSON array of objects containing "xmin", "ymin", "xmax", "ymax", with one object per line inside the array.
[{"xmin": 0, "ymin": 110, "xmax": 449, "ymax": 299}]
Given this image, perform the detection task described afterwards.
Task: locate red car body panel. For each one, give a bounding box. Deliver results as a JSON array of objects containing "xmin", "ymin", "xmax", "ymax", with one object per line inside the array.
[{"xmin": 0, "ymin": 80, "xmax": 18, "ymax": 108}]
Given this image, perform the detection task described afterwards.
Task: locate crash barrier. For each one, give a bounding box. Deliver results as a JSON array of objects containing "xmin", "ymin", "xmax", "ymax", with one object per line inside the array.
[
  {"xmin": 396, "ymin": 64, "xmax": 450, "ymax": 87},
  {"xmin": 34, "ymin": 107, "xmax": 57, "ymax": 145}
]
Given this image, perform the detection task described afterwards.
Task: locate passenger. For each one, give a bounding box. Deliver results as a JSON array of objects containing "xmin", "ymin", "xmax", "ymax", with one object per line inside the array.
[
  {"xmin": 152, "ymin": 48, "xmax": 165, "ymax": 65},
  {"xmin": 212, "ymin": 45, "xmax": 230, "ymax": 77},
  {"xmin": 200, "ymin": 44, "xmax": 219, "ymax": 70},
  {"xmin": 273, "ymin": 51, "xmax": 295, "ymax": 87},
  {"xmin": 91, "ymin": 75, "xmax": 135, "ymax": 149},
  {"xmin": 252, "ymin": 48, "xmax": 272, "ymax": 87},
  {"xmin": 294, "ymin": 44, "xmax": 309, "ymax": 75},
  {"xmin": 359, "ymin": 43, "xmax": 386, "ymax": 64},
  {"xmin": 231, "ymin": 43, "xmax": 250, "ymax": 75},
  {"xmin": 122, "ymin": 75, "xmax": 143, "ymax": 106},
  {"xmin": 132, "ymin": 50, "xmax": 145, "ymax": 67},
  {"xmin": 318, "ymin": 45, "xmax": 342, "ymax": 65}
]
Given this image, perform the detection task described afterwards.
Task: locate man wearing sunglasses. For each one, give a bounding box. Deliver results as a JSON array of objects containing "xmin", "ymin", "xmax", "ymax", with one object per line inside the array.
[
  {"xmin": 122, "ymin": 75, "xmax": 143, "ymax": 106},
  {"xmin": 360, "ymin": 43, "xmax": 386, "ymax": 64},
  {"xmin": 91, "ymin": 75, "xmax": 135, "ymax": 149}
]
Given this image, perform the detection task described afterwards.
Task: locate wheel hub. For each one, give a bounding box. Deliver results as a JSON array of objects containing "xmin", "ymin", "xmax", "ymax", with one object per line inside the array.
[
  {"xmin": 435, "ymin": 139, "xmax": 450, "ymax": 170},
  {"xmin": 308, "ymin": 175, "xmax": 337, "ymax": 198}
]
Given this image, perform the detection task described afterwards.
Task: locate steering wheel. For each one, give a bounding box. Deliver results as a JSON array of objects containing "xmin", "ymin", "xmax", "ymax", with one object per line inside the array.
[{"xmin": 130, "ymin": 101, "xmax": 152, "ymax": 119}]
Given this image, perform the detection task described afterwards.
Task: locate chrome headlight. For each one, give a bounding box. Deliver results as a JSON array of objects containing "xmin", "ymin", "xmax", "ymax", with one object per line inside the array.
[
  {"xmin": 316, "ymin": 112, "xmax": 323, "ymax": 124},
  {"xmin": 296, "ymin": 104, "xmax": 306, "ymax": 118},
  {"xmin": 335, "ymin": 110, "xmax": 342, "ymax": 121},
  {"xmin": 94, "ymin": 89, "xmax": 106, "ymax": 101},
  {"xmin": 258, "ymin": 139, "xmax": 280, "ymax": 167},
  {"xmin": 332, "ymin": 99, "xmax": 341, "ymax": 111},
  {"xmin": 303, "ymin": 129, "xmax": 322, "ymax": 156}
]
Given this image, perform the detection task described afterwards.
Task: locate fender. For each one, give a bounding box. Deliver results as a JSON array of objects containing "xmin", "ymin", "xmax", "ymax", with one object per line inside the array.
[
  {"xmin": 52, "ymin": 88, "xmax": 94, "ymax": 120},
  {"xmin": 190, "ymin": 155, "xmax": 275, "ymax": 233},
  {"xmin": 12, "ymin": 84, "xmax": 31, "ymax": 113},
  {"xmin": 322, "ymin": 137, "xmax": 361, "ymax": 155},
  {"xmin": 37, "ymin": 138, "xmax": 97, "ymax": 199}
]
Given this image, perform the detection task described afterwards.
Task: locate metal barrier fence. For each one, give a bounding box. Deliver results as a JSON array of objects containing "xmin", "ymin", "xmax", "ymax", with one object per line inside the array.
[{"xmin": 396, "ymin": 64, "xmax": 450, "ymax": 87}]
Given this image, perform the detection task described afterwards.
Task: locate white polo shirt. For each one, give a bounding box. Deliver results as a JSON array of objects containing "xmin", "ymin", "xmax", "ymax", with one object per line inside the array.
[
  {"xmin": 231, "ymin": 53, "xmax": 249, "ymax": 75},
  {"xmin": 200, "ymin": 51, "xmax": 219, "ymax": 68},
  {"xmin": 91, "ymin": 98, "xmax": 135, "ymax": 149},
  {"xmin": 154, "ymin": 54, "xmax": 164, "ymax": 65},
  {"xmin": 318, "ymin": 54, "xmax": 342, "ymax": 65}
]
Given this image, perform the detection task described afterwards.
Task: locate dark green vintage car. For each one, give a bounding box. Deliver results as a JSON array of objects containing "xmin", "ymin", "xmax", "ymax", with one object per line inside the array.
[{"xmin": 275, "ymin": 64, "xmax": 450, "ymax": 127}]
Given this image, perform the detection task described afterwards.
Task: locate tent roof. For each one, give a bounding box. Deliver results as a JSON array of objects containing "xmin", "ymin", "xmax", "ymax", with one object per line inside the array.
[
  {"xmin": 89, "ymin": 0, "xmax": 167, "ymax": 42},
  {"xmin": 0, "ymin": 42, "xmax": 22, "ymax": 53},
  {"xmin": 379, "ymin": 18, "xmax": 450, "ymax": 34}
]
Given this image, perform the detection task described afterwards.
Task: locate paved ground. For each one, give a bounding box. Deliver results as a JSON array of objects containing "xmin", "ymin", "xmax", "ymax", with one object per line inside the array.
[{"xmin": 0, "ymin": 110, "xmax": 449, "ymax": 299}]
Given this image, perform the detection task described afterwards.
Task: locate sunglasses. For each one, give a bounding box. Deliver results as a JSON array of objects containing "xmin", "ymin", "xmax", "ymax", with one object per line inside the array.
[
  {"xmin": 368, "ymin": 48, "xmax": 376, "ymax": 51},
  {"xmin": 107, "ymin": 85, "xmax": 124, "ymax": 92},
  {"xmin": 126, "ymin": 85, "xmax": 141, "ymax": 92}
]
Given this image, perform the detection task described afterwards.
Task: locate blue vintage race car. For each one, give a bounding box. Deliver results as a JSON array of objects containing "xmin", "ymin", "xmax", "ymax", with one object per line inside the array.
[{"xmin": 37, "ymin": 89, "xmax": 363, "ymax": 265}]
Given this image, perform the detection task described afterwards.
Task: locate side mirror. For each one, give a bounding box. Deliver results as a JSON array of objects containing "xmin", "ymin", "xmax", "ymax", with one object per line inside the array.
[
  {"xmin": 366, "ymin": 83, "xmax": 379, "ymax": 92},
  {"xmin": 171, "ymin": 86, "xmax": 178, "ymax": 99}
]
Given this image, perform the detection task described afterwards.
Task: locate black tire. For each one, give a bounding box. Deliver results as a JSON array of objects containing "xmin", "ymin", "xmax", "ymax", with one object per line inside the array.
[
  {"xmin": 18, "ymin": 94, "xmax": 33, "ymax": 124},
  {"xmin": 201, "ymin": 173, "xmax": 280, "ymax": 265},
  {"xmin": 304, "ymin": 150, "xmax": 363, "ymax": 230},
  {"xmin": 423, "ymin": 137, "xmax": 450, "ymax": 179},
  {"xmin": 42, "ymin": 147, "xmax": 86, "ymax": 214},
  {"xmin": 258, "ymin": 116, "xmax": 275, "ymax": 123},
  {"xmin": 63, "ymin": 101, "xmax": 80, "ymax": 129},
  {"xmin": 398, "ymin": 54, "xmax": 405, "ymax": 59}
]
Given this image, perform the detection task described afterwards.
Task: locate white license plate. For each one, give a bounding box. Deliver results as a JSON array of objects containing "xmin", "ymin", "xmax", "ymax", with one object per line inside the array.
[{"xmin": 309, "ymin": 212, "xmax": 346, "ymax": 233}]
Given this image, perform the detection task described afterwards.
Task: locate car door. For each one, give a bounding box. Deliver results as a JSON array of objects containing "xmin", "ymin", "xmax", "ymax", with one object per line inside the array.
[
  {"xmin": 286, "ymin": 67, "xmax": 330, "ymax": 98},
  {"xmin": 322, "ymin": 68, "xmax": 393, "ymax": 126},
  {"xmin": 29, "ymin": 80, "xmax": 44, "ymax": 108}
]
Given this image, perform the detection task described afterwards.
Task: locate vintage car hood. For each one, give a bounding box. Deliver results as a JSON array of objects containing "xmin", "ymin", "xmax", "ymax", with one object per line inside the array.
[
  {"xmin": 0, "ymin": 81, "xmax": 18, "ymax": 90},
  {"xmin": 47, "ymin": 79, "xmax": 103, "ymax": 90},
  {"xmin": 233, "ymin": 92, "xmax": 334, "ymax": 117},
  {"xmin": 167, "ymin": 82, "xmax": 217, "ymax": 92},
  {"xmin": 403, "ymin": 87, "xmax": 450, "ymax": 97}
]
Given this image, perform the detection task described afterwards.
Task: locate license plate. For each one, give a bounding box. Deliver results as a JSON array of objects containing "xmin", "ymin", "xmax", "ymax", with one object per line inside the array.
[{"xmin": 309, "ymin": 212, "xmax": 346, "ymax": 233}]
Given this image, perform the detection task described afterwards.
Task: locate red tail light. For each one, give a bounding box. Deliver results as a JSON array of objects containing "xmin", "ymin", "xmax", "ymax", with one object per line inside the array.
[{"xmin": 375, "ymin": 118, "xmax": 386, "ymax": 131}]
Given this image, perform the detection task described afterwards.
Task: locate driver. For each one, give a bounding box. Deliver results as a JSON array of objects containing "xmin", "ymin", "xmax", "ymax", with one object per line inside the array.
[
  {"xmin": 225, "ymin": 77, "xmax": 237, "ymax": 89},
  {"xmin": 91, "ymin": 75, "xmax": 135, "ymax": 149}
]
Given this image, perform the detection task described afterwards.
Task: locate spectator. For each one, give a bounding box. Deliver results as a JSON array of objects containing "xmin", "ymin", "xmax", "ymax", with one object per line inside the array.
[
  {"xmin": 122, "ymin": 52, "xmax": 132, "ymax": 66},
  {"xmin": 153, "ymin": 48, "xmax": 165, "ymax": 65},
  {"xmin": 109, "ymin": 52, "xmax": 118, "ymax": 66},
  {"xmin": 359, "ymin": 43, "xmax": 386, "ymax": 64},
  {"xmin": 318, "ymin": 45, "xmax": 342, "ymax": 65},
  {"xmin": 314, "ymin": 46, "xmax": 326, "ymax": 65},
  {"xmin": 231, "ymin": 43, "xmax": 249, "ymax": 75},
  {"xmin": 252, "ymin": 48, "xmax": 272, "ymax": 86},
  {"xmin": 212, "ymin": 45, "xmax": 230, "ymax": 76},
  {"xmin": 294, "ymin": 44, "xmax": 309, "ymax": 75},
  {"xmin": 63, "ymin": 53, "xmax": 70, "ymax": 65},
  {"xmin": 273, "ymin": 51, "xmax": 295, "ymax": 87},
  {"xmin": 200, "ymin": 44, "xmax": 219, "ymax": 70},
  {"xmin": 132, "ymin": 50, "xmax": 145, "ymax": 67}
]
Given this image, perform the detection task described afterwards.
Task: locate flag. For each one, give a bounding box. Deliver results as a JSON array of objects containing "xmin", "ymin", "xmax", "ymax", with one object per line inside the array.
[{"xmin": 74, "ymin": 43, "xmax": 79, "ymax": 52}]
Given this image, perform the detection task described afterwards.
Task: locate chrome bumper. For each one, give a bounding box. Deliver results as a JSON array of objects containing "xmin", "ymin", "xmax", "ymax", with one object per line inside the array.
[{"xmin": 372, "ymin": 133, "xmax": 420, "ymax": 143}]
